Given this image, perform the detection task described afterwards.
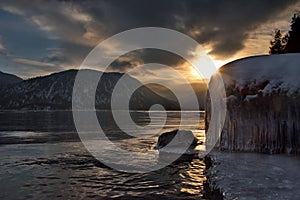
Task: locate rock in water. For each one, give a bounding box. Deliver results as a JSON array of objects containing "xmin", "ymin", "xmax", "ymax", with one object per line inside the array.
[{"xmin": 155, "ymin": 129, "xmax": 198, "ymax": 154}]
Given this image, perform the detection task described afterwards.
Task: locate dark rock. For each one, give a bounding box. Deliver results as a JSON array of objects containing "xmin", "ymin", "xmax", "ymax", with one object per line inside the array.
[{"xmin": 155, "ymin": 129, "xmax": 198, "ymax": 153}]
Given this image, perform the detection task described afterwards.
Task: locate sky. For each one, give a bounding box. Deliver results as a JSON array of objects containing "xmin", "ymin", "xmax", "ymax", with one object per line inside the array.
[{"xmin": 0, "ymin": 0, "xmax": 299, "ymax": 83}]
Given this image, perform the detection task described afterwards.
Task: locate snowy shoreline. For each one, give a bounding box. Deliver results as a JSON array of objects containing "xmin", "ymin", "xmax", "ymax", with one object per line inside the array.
[{"xmin": 206, "ymin": 150, "xmax": 300, "ymax": 199}]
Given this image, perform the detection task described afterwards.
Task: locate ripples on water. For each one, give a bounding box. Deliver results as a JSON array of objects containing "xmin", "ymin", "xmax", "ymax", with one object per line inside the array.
[{"xmin": 0, "ymin": 111, "xmax": 214, "ymax": 200}]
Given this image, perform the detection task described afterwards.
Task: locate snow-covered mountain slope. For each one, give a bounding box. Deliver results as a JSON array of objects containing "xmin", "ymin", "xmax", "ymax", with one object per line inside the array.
[
  {"xmin": 0, "ymin": 69, "xmax": 179, "ymax": 110},
  {"xmin": 206, "ymin": 53, "xmax": 300, "ymax": 154},
  {"xmin": 0, "ymin": 71, "xmax": 22, "ymax": 86}
]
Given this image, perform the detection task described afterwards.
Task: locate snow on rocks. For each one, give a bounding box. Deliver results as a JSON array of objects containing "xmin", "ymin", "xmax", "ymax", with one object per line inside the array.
[{"xmin": 206, "ymin": 53, "xmax": 300, "ymax": 154}]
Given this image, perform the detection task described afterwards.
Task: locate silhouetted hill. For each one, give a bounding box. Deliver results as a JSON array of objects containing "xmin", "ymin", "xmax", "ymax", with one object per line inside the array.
[
  {"xmin": 0, "ymin": 71, "xmax": 22, "ymax": 86},
  {"xmin": 0, "ymin": 69, "xmax": 179, "ymax": 110}
]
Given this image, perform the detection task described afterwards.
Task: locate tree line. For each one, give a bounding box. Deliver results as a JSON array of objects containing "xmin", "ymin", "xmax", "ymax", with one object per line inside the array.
[{"xmin": 269, "ymin": 12, "xmax": 300, "ymax": 54}]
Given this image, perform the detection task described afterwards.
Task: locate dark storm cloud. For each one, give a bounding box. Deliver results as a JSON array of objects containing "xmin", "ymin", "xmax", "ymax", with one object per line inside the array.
[
  {"xmin": 0, "ymin": 0, "xmax": 298, "ymax": 73},
  {"xmin": 75, "ymin": 0, "xmax": 297, "ymax": 59},
  {"xmin": 109, "ymin": 49, "xmax": 186, "ymax": 72}
]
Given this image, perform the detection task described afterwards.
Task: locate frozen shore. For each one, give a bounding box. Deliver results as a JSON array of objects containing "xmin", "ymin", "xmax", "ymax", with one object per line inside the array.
[{"xmin": 206, "ymin": 150, "xmax": 300, "ymax": 199}]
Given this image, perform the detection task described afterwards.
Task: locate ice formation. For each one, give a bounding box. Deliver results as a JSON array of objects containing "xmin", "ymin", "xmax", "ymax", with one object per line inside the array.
[{"xmin": 206, "ymin": 54, "xmax": 300, "ymax": 154}]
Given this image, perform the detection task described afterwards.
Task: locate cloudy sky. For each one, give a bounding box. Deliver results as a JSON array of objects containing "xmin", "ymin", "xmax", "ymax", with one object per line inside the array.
[{"xmin": 0, "ymin": 0, "xmax": 299, "ymax": 81}]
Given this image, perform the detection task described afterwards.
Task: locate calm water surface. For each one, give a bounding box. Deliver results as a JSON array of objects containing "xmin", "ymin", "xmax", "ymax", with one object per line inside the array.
[{"xmin": 0, "ymin": 111, "xmax": 213, "ymax": 200}]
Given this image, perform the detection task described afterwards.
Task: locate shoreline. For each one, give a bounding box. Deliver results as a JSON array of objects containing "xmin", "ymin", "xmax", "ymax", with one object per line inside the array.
[
  {"xmin": 204, "ymin": 150, "xmax": 300, "ymax": 199},
  {"xmin": 203, "ymin": 156, "xmax": 224, "ymax": 200}
]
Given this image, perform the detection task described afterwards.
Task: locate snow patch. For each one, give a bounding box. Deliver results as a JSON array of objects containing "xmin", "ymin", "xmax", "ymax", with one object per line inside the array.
[
  {"xmin": 226, "ymin": 95, "xmax": 237, "ymax": 102},
  {"xmin": 244, "ymin": 94, "xmax": 257, "ymax": 102},
  {"xmin": 220, "ymin": 54, "xmax": 300, "ymax": 96}
]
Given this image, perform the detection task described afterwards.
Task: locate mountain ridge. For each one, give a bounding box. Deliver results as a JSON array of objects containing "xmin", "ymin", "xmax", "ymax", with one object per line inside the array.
[
  {"xmin": 0, "ymin": 71, "xmax": 23, "ymax": 86},
  {"xmin": 0, "ymin": 69, "xmax": 179, "ymax": 110}
]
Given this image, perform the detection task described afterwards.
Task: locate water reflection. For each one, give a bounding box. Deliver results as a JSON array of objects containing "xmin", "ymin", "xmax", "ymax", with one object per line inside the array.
[{"xmin": 0, "ymin": 111, "xmax": 209, "ymax": 199}]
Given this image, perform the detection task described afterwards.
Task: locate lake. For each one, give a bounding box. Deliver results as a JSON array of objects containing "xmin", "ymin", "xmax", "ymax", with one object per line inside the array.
[{"xmin": 0, "ymin": 111, "xmax": 219, "ymax": 199}]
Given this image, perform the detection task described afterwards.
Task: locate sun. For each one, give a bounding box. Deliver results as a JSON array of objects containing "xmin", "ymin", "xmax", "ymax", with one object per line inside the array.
[
  {"xmin": 189, "ymin": 58, "xmax": 219, "ymax": 80},
  {"xmin": 188, "ymin": 57, "xmax": 235, "ymax": 82},
  {"xmin": 213, "ymin": 60, "xmax": 229, "ymax": 69},
  {"xmin": 185, "ymin": 45, "xmax": 237, "ymax": 81}
]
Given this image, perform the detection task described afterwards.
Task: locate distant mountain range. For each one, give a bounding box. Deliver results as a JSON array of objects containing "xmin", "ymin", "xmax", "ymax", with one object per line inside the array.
[
  {"xmin": 146, "ymin": 82, "xmax": 207, "ymax": 109},
  {"xmin": 0, "ymin": 69, "xmax": 180, "ymax": 110},
  {"xmin": 0, "ymin": 71, "xmax": 22, "ymax": 86}
]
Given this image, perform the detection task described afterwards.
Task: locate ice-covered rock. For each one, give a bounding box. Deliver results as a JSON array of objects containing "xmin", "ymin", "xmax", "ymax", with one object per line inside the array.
[{"xmin": 206, "ymin": 53, "xmax": 300, "ymax": 154}]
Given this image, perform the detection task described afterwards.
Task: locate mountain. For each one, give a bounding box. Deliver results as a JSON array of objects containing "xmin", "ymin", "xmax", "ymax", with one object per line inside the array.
[
  {"xmin": 146, "ymin": 82, "xmax": 207, "ymax": 110},
  {"xmin": 0, "ymin": 71, "xmax": 22, "ymax": 86},
  {"xmin": 206, "ymin": 53, "xmax": 300, "ymax": 154},
  {"xmin": 0, "ymin": 69, "xmax": 179, "ymax": 110}
]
